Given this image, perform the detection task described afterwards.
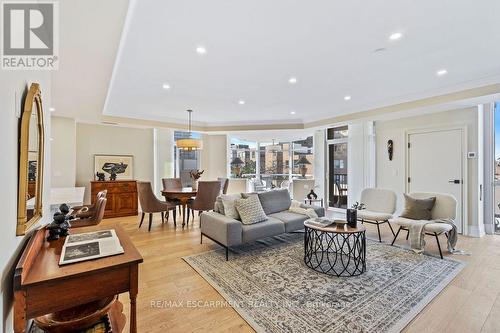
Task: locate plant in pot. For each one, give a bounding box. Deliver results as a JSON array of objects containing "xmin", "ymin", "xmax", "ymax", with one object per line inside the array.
[
  {"xmin": 347, "ymin": 201, "xmax": 365, "ymax": 228},
  {"xmin": 190, "ymin": 169, "xmax": 204, "ymax": 190}
]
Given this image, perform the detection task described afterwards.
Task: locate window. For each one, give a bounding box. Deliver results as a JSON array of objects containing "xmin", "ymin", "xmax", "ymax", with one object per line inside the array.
[
  {"xmin": 292, "ymin": 137, "xmax": 314, "ymax": 178},
  {"xmin": 228, "ymin": 136, "xmax": 314, "ymax": 190},
  {"xmin": 327, "ymin": 126, "xmax": 348, "ymax": 209},
  {"xmin": 174, "ymin": 131, "xmax": 201, "ymax": 181},
  {"xmin": 229, "ymin": 138, "xmax": 257, "ymax": 178}
]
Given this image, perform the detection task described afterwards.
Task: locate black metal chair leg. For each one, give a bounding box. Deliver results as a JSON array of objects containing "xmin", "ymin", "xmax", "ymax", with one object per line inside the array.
[
  {"xmin": 148, "ymin": 213, "xmax": 153, "ymax": 232},
  {"xmin": 391, "ymin": 227, "xmax": 402, "ymax": 246},
  {"xmin": 387, "ymin": 220, "xmax": 395, "ymax": 236},
  {"xmin": 376, "ymin": 223, "xmax": 382, "ymax": 242},
  {"xmin": 225, "ymin": 247, "xmax": 229, "ymax": 261},
  {"xmin": 139, "ymin": 212, "xmax": 145, "ymax": 228},
  {"xmin": 435, "ymin": 233, "xmax": 443, "ymax": 259},
  {"xmin": 406, "ymin": 229, "xmax": 410, "ymax": 240},
  {"xmin": 200, "ymin": 233, "xmax": 203, "ymax": 244}
]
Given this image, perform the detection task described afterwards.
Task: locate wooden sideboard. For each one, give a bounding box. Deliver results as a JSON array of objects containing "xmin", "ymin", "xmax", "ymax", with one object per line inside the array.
[{"xmin": 91, "ymin": 180, "xmax": 138, "ymax": 218}]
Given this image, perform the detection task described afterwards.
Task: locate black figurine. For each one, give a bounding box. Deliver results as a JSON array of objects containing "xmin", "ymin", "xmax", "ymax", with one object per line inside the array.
[
  {"xmin": 47, "ymin": 205, "xmax": 73, "ymax": 241},
  {"xmin": 110, "ymin": 173, "xmax": 117, "ymax": 181},
  {"xmin": 307, "ymin": 189, "xmax": 318, "ymax": 200},
  {"xmin": 96, "ymin": 171, "xmax": 105, "ymax": 181}
]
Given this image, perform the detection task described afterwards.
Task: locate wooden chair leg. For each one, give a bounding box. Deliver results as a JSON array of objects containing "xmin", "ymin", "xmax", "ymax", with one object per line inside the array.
[
  {"xmin": 161, "ymin": 212, "xmax": 165, "ymax": 224},
  {"xmin": 435, "ymin": 233, "xmax": 443, "ymax": 259},
  {"xmin": 166, "ymin": 211, "xmax": 169, "ymax": 222},
  {"xmin": 173, "ymin": 209, "xmax": 177, "ymax": 227},
  {"xmin": 139, "ymin": 212, "xmax": 145, "ymax": 228},
  {"xmin": 187, "ymin": 208, "xmax": 190, "ymax": 225},
  {"xmin": 192, "ymin": 209, "xmax": 194, "ymax": 219},
  {"xmin": 148, "ymin": 213, "xmax": 153, "ymax": 232},
  {"xmin": 391, "ymin": 227, "xmax": 402, "ymax": 246}
]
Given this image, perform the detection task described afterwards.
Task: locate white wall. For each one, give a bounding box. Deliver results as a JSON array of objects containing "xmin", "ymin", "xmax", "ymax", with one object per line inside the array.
[
  {"xmin": 0, "ymin": 72, "xmax": 52, "ymax": 333},
  {"xmin": 201, "ymin": 134, "xmax": 228, "ymax": 180},
  {"xmin": 375, "ymin": 107, "xmax": 479, "ymax": 235},
  {"xmin": 154, "ymin": 128, "xmax": 175, "ymax": 195},
  {"xmin": 51, "ymin": 116, "xmax": 76, "ymax": 187},
  {"xmin": 75, "ymin": 124, "xmax": 154, "ymax": 204}
]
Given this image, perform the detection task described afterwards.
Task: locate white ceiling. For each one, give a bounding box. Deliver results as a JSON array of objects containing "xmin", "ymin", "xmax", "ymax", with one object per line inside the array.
[{"xmin": 59, "ymin": 0, "xmax": 500, "ymax": 127}]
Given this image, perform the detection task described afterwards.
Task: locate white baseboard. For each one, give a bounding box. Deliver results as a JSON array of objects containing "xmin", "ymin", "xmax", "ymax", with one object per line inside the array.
[
  {"xmin": 483, "ymin": 223, "xmax": 495, "ymax": 235},
  {"xmin": 467, "ymin": 225, "xmax": 486, "ymax": 238}
]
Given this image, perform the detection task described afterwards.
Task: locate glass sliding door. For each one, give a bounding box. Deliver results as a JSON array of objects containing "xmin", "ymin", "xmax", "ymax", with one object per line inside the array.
[
  {"xmin": 494, "ymin": 102, "xmax": 500, "ymax": 233},
  {"xmin": 327, "ymin": 126, "xmax": 348, "ymax": 209}
]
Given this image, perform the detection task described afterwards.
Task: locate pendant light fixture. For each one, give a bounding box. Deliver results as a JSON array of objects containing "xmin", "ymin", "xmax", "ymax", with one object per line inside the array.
[{"xmin": 177, "ymin": 109, "xmax": 203, "ymax": 151}]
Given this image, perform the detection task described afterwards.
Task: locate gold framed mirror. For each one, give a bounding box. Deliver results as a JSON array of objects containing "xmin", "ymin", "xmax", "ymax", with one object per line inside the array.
[{"xmin": 17, "ymin": 83, "xmax": 45, "ymax": 236}]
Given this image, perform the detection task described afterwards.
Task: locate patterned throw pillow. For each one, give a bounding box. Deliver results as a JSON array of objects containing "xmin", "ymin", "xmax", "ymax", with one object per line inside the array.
[
  {"xmin": 235, "ymin": 195, "xmax": 268, "ymax": 225},
  {"xmin": 221, "ymin": 194, "xmax": 242, "ymax": 220}
]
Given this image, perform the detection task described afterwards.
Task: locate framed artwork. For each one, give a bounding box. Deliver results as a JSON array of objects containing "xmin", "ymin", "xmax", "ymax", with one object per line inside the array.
[{"xmin": 94, "ymin": 154, "xmax": 134, "ymax": 180}]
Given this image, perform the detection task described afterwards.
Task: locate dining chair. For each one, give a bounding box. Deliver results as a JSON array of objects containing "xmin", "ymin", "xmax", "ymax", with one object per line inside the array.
[
  {"xmin": 72, "ymin": 197, "xmax": 107, "ymax": 228},
  {"xmin": 71, "ymin": 190, "xmax": 107, "ymax": 218},
  {"xmin": 187, "ymin": 181, "xmax": 221, "ymax": 226},
  {"xmin": 137, "ymin": 181, "xmax": 177, "ymax": 231},
  {"xmin": 162, "ymin": 177, "xmax": 183, "ymax": 212},
  {"xmin": 217, "ymin": 177, "xmax": 229, "ymax": 194}
]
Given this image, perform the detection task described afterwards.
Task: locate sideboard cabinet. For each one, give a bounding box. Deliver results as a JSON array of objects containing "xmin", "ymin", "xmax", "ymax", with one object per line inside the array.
[{"xmin": 91, "ymin": 180, "xmax": 138, "ymax": 218}]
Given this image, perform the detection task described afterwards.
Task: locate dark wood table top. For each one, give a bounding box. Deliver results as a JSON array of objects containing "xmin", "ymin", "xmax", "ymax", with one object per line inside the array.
[
  {"xmin": 161, "ymin": 187, "xmax": 197, "ymax": 195},
  {"xmin": 19, "ymin": 224, "xmax": 143, "ymax": 287}
]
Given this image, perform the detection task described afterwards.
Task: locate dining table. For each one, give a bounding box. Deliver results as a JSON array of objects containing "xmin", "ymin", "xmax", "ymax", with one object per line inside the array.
[{"xmin": 161, "ymin": 187, "xmax": 197, "ymax": 227}]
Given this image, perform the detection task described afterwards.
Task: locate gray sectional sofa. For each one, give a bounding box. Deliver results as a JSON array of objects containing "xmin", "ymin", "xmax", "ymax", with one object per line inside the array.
[{"xmin": 200, "ymin": 189, "xmax": 325, "ymax": 260}]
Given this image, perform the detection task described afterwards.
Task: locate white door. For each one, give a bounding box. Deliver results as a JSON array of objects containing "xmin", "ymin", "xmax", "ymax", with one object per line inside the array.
[{"xmin": 407, "ymin": 128, "xmax": 464, "ymax": 233}]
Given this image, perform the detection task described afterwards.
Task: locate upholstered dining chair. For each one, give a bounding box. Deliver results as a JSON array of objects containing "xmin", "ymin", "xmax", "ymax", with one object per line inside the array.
[
  {"xmin": 217, "ymin": 177, "xmax": 229, "ymax": 194},
  {"xmin": 390, "ymin": 192, "xmax": 457, "ymax": 259},
  {"xmin": 137, "ymin": 181, "xmax": 177, "ymax": 231},
  {"xmin": 72, "ymin": 197, "xmax": 107, "ymax": 228},
  {"xmin": 187, "ymin": 181, "xmax": 221, "ymax": 226},
  {"xmin": 162, "ymin": 177, "xmax": 184, "ymax": 212},
  {"xmin": 71, "ymin": 190, "xmax": 107, "ymax": 219},
  {"xmin": 357, "ymin": 188, "xmax": 397, "ymax": 242}
]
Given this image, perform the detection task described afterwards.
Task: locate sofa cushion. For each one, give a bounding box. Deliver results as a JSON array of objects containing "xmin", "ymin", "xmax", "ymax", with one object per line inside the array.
[
  {"xmin": 257, "ymin": 189, "xmax": 291, "ymax": 215},
  {"xmin": 241, "ymin": 217, "xmax": 285, "ymax": 243},
  {"xmin": 269, "ymin": 211, "xmax": 308, "ymax": 232},
  {"xmin": 235, "ymin": 195, "xmax": 268, "ymax": 225},
  {"xmin": 357, "ymin": 210, "xmax": 393, "ymax": 221},
  {"xmin": 400, "ymin": 194, "xmax": 436, "ymax": 220},
  {"xmin": 390, "ymin": 217, "xmax": 453, "ymax": 234},
  {"xmin": 221, "ymin": 194, "xmax": 242, "ymax": 220}
]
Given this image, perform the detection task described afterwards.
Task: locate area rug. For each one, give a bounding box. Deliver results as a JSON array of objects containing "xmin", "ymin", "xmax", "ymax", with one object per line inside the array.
[{"xmin": 184, "ymin": 234, "xmax": 464, "ymax": 333}]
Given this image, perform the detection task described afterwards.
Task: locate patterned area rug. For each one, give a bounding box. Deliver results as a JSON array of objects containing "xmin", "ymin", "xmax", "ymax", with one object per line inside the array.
[{"xmin": 184, "ymin": 233, "xmax": 464, "ymax": 333}]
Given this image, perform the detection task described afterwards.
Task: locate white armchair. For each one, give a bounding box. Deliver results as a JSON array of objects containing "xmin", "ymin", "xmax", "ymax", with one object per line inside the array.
[
  {"xmin": 390, "ymin": 192, "xmax": 457, "ymax": 259},
  {"xmin": 357, "ymin": 188, "xmax": 397, "ymax": 242}
]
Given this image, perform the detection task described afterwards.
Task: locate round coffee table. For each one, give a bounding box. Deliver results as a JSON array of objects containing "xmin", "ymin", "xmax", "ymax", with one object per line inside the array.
[{"xmin": 304, "ymin": 220, "xmax": 366, "ymax": 277}]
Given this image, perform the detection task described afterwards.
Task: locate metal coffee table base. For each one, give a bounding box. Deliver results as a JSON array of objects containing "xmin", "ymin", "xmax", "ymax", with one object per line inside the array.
[{"xmin": 304, "ymin": 226, "xmax": 366, "ymax": 277}]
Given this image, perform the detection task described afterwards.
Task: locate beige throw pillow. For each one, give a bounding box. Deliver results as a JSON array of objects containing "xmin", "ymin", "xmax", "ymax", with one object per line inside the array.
[
  {"xmin": 221, "ymin": 194, "xmax": 242, "ymax": 220},
  {"xmin": 400, "ymin": 194, "xmax": 436, "ymax": 220},
  {"xmin": 235, "ymin": 195, "xmax": 268, "ymax": 225}
]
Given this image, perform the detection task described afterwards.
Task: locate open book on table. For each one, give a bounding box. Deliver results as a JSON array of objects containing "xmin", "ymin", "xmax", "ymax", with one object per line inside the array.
[{"xmin": 59, "ymin": 229, "xmax": 124, "ymax": 265}]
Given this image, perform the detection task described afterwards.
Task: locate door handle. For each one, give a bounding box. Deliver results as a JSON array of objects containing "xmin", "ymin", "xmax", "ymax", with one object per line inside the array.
[{"xmin": 448, "ymin": 179, "xmax": 461, "ymax": 184}]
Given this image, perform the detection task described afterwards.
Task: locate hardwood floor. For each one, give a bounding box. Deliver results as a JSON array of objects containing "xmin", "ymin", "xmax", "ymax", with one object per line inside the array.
[{"xmin": 99, "ymin": 213, "xmax": 500, "ymax": 333}]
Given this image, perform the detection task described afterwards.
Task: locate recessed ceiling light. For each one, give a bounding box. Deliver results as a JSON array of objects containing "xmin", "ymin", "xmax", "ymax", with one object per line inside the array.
[
  {"xmin": 238, "ymin": 100, "xmax": 245, "ymax": 105},
  {"xmin": 344, "ymin": 95, "xmax": 352, "ymax": 101},
  {"xmin": 288, "ymin": 77, "xmax": 298, "ymax": 84},
  {"xmin": 290, "ymin": 111, "xmax": 296, "ymax": 115},
  {"xmin": 436, "ymin": 69, "xmax": 448, "ymax": 76},
  {"xmin": 49, "ymin": 107, "xmax": 55, "ymax": 112},
  {"xmin": 196, "ymin": 46, "xmax": 207, "ymax": 54},
  {"xmin": 389, "ymin": 32, "xmax": 403, "ymax": 41},
  {"xmin": 162, "ymin": 83, "xmax": 170, "ymax": 90}
]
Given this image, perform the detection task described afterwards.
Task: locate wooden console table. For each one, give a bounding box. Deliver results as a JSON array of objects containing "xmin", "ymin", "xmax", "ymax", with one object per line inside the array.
[
  {"xmin": 14, "ymin": 225, "xmax": 143, "ymax": 333},
  {"xmin": 91, "ymin": 180, "xmax": 138, "ymax": 218}
]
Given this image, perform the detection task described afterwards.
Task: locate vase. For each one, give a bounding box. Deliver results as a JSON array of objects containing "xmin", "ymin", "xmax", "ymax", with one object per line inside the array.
[
  {"xmin": 346, "ymin": 208, "xmax": 357, "ymax": 228},
  {"xmin": 191, "ymin": 180, "xmax": 198, "ymax": 191}
]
